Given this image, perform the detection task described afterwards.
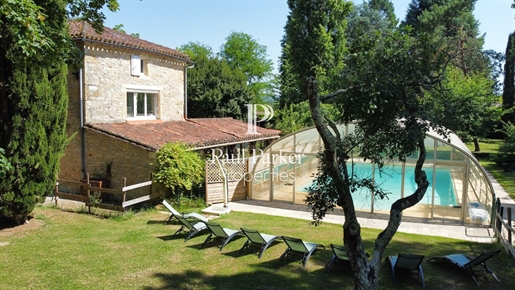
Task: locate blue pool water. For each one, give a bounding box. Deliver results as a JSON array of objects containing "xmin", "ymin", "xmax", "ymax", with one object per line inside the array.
[{"xmin": 298, "ymin": 163, "xmax": 458, "ymax": 210}]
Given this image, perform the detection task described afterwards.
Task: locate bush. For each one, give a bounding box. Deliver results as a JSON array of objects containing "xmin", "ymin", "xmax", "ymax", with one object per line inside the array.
[
  {"xmin": 153, "ymin": 142, "xmax": 204, "ymax": 199},
  {"xmin": 496, "ymin": 122, "xmax": 515, "ymax": 172}
]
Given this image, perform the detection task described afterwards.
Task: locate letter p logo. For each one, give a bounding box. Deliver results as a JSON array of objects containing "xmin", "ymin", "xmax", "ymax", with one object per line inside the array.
[{"xmin": 246, "ymin": 104, "xmax": 274, "ymax": 134}]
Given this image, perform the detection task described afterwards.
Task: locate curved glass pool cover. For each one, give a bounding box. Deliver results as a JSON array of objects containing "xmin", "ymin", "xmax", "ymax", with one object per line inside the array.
[{"xmin": 249, "ymin": 124, "xmax": 496, "ymax": 225}]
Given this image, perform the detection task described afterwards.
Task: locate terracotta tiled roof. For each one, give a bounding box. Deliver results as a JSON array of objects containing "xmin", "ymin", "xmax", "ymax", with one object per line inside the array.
[
  {"xmin": 68, "ymin": 20, "xmax": 192, "ymax": 63},
  {"xmin": 86, "ymin": 118, "xmax": 281, "ymax": 151}
]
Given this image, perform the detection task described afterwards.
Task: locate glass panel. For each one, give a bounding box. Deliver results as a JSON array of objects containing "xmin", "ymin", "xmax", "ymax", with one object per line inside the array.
[
  {"xmin": 147, "ymin": 94, "xmax": 155, "ymax": 116},
  {"xmin": 126, "ymin": 93, "xmax": 134, "ymax": 117},
  {"xmin": 136, "ymin": 93, "xmax": 145, "ymax": 116}
]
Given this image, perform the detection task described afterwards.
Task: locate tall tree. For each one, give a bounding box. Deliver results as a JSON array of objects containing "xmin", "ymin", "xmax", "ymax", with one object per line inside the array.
[
  {"xmin": 306, "ymin": 26, "xmax": 450, "ymax": 289},
  {"xmin": 403, "ymin": 0, "xmax": 486, "ymax": 75},
  {"xmin": 219, "ymin": 32, "xmax": 274, "ymax": 103},
  {"xmin": 503, "ymin": 33, "xmax": 515, "ymax": 124},
  {"xmin": 179, "ymin": 42, "xmax": 252, "ymax": 119},
  {"xmin": 279, "ymin": 0, "xmax": 352, "ymax": 107},
  {"xmin": 346, "ymin": 2, "xmax": 396, "ymax": 54},
  {"xmin": 0, "ymin": 0, "xmax": 119, "ymax": 224},
  {"xmin": 368, "ymin": 0, "xmax": 397, "ymax": 27}
]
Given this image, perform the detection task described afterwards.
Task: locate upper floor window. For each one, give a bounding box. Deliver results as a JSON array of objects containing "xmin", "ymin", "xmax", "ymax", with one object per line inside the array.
[
  {"xmin": 127, "ymin": 92, "xmax": 157, "ymax": 119},
  {"xmin": 131, "ymin": 55, "xmax": 146, "ymax": 76}
]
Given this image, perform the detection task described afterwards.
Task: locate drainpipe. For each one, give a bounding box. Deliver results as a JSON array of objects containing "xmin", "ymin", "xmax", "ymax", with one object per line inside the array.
[
  {"xmin": 184, "ymin": 64, "xmax": 195, "ymax": 120},
  {"xmin": 79, "ymin": 68, "xmax": 86, "ymax": 178}
]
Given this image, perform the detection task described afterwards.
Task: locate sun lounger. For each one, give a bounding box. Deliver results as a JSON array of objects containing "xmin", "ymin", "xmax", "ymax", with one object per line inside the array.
[
  {"xmin": 172, "ymin": 215, "xmax": 208, "ymax": 241},
  {"xmin": 388, "ymin": 253, "xmax": 425, "ymax": 288},
  {"xmin": 202, "ymin": 222, "xmax": 243, "ymax": 251},
  {"xmin": 428, "ymin": 250, "xmax": 500, "ymax": 285},
  {"xmin": 280, "ymin": 236, "xmax": 325, "ymax": 267},
  {"xmin": 162, "ymin": 199, "xmax": 208, "ymax": 223},
  {"xmin": 239, "ymin": 228, "xmax": 281, "ymax": 258}
]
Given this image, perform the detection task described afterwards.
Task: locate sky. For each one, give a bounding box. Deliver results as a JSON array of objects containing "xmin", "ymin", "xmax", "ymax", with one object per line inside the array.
[{"xmin": 102, "ymin": 0, "xmax": 515, "ymax": 73}]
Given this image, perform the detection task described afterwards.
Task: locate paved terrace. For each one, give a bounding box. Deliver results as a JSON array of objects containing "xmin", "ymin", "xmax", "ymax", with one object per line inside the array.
[{"xmin": 204, "ymin": 200, "xmax": 497, "ymax": 243}]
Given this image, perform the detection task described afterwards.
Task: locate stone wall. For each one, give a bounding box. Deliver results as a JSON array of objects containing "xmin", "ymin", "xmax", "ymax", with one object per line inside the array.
[
  {"xmin": 84, "ymin": 129, "xmax": 155, "ymax": 199},
  {"xmin": 82, "ymin": 44, "xmax": 186, "ymax": 123}
]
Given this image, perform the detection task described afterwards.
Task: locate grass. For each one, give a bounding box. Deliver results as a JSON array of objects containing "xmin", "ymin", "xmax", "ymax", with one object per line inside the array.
[
  {"xmin": 466, "ymin": 139, "xmax": 515, "ymax": 199},
  {"xmin": 0, "ymin": 205, "xmax": 513, "ymax": 289}
]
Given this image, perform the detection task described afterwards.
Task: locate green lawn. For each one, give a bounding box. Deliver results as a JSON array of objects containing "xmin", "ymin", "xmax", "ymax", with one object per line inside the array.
[
  {"xmin": 467, "ymin": 139, "xmax": 515, "ymax": 200},
  {"xmin": 0, "ymin": 205, "xmax": 513, "ymax": 290}
]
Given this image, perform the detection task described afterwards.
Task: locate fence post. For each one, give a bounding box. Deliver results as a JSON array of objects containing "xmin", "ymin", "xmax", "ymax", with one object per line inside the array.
[
  {"xmin": 496, "ymin": 198, "xmax": 502, "ymax": 233},
  {"xmin": 122, "ymin": 178, "xmax": 127, "ymax": 206},
  {"xmin": 508, "ymin": 207, "xmax": 512, "ymax": 245},
  {"xmin": 54, "ymin": 181, "xmax": 59, "ymax": 206}
]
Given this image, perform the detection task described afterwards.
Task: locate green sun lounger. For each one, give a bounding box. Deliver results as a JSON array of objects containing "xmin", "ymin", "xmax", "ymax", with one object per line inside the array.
[
  {"xmin": 280, "ymin": 236, "xmax": 325, "ymax": 267},
  {"xmin": 202, "ymin": 222, "xmax": 243, "ymax": 251},
  {"xmin": 428, "ymin": 250, "xmax": 500, "ymax": 285},
  {"xmin": 239, "ymin": 228, "xmax": 281, "ymax": 258},
  {"xmin": 172, "ymin": 215, "xmax": 208, "ymax": 241},
  {"xmin": 388, "ymin": 253, "xmax": 425, "ymax": 288}
]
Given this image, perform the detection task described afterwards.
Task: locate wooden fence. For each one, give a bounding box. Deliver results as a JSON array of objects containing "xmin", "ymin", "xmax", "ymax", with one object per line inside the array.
[
  {"xmin": 54, "ymin": 174, "xmax": 159, "ymax": 212},
  {"xmin": 494, "ymin": 198, "xmax": 515, "ymax": 258}
]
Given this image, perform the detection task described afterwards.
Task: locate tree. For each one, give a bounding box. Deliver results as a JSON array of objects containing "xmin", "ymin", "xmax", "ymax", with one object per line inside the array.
[
  {"xmin": 179, "ymin": 42, "xmax": 252, "ymax": 119},
  {"xmin": 0, "ymin": 148, "xmax": 12, "ymax": 179},
  {"xmin": 502, "ymin": 33, "xmax": 515, "ymax": 124},
  {"xmin": 279, "ymin": 0, "xmax": 352, "ymax": 106},
  {"xmin": 368, "ymin": 0, "xmax": 397, "ymax": 27},
  {"xmin": 422, "ymin": 67, "xmax": 502, "ymax": 151},
  {"xmin": 272, "ymin": 101, "xmax": 339, "ymax": 136},
  {"xmin": 346, "ymin": 1, "xmax": 396, "ymax": 54},
  {"xmin": 304, "ymin": 25, "xmax": 452, "ymax": 290},
  {"xmin": 179, "ymin": 41, "xmax": 215, "ymax": 59},
  {"xmin": 403, "ymin": 0, "xmax": 486, "ymax": 76},
  {"xmin": 113, "ymin": 23, "xmax": 139, "ymax": 38},
  {"xmin": 0, "ymin": 0, "xmax": 119, "ymax": 224},
  {"xmin": 153, "ymin": 143, "xmax": 204, "ymax": 198},
  {"xmin": 496, "ymin": 122, "xmax": 515, "ymax": 172},
  {"xmin": 219, "ymin": 32, "xmax": 274, "ymax": 103}
]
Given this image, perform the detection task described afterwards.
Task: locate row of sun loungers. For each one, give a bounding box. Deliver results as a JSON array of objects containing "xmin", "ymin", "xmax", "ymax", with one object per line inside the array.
[{"xmin": 162, "ymin": 200, "xmax": 501, "ymax": 286}]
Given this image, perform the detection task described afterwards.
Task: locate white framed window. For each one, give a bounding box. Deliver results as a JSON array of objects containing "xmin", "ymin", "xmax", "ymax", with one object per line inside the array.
[
  {"xmin": 126, "ymin": 92, "xmax": 157, "ymax": 120},
  {"xmin": 130, "ymin": 55, "xmax": 145, "ymax": 76}
]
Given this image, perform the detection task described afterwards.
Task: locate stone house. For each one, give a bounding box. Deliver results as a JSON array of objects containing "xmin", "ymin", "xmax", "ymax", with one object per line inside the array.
[{"xmin": 60, "ymin": 20, "xmax": 280, "ymax": 202}]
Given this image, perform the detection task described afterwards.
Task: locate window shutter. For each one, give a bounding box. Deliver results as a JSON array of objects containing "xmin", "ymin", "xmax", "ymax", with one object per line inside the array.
[{"xmin": 131, "ymin": 55, "xmax": 141, "ymax": 76}]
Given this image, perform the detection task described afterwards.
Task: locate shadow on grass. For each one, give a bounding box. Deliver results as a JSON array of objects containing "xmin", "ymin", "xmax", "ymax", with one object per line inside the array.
[{"xmin": 146, "ymin": 220, "xmax": 165, "ymax": 225}]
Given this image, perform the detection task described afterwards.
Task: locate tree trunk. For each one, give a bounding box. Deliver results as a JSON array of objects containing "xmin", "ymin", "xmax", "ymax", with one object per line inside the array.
[
  {"xmin": 306, "ymin": 77, "xmax": 430, "ymax": 289},
  {"xmin": 473, "ymin": 137, "xmax": 481, "ymax": 152}
]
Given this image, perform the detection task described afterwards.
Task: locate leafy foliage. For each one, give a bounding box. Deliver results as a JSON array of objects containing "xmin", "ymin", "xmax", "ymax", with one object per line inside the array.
[
  {"xmin": 496, "ymin": 122, "xmax": 515, "ymax": 172},
  {"xmin": 503, "ymin": 33, "xmax": 515, "ymax": 124},
  {"xmin": 179, "ymin": 42, "xmax": 252, "ymax": 119},
  {"xmin": 0, "ymin": 0, "xmax": 118, "ymax": 224},
  {"xmin": 219, "ymin": 32, "xmax": 274, "ymax": 103},
  {"xmin": 112, "ymin": 23, "xmax": 139, "ymax": 38},
  {"xmin": 153, "ymin": 143, "xmax": 204, "ymax": 197},
  {"xmin": 271, "ymin": 101, "xmax": 339, "ymax": 135},
  {"xmin": 422, "ymin": 67, "xmax": 502, "ymax": 144},
  {"xmin": 279, "ymin": 0, "xmax": 352, "ymax": 106},
  {"xmin": 0, "ymin": 148, "xmax": 12, "ymax": 178}
]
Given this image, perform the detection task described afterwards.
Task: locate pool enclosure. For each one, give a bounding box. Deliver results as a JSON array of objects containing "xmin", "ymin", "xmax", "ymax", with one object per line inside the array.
[{"xmin": 249, "ymin": 124, "xmax": 496, "ymax": 225}]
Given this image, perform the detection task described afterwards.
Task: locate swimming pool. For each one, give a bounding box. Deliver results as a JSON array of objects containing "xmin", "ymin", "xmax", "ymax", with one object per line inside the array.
[{"xmin": 298, "ymin": 163, "xmax": 458, "ymax": 211}]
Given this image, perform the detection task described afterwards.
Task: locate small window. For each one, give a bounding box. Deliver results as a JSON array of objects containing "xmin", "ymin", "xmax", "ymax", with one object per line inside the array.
[
  {"xmin": 131, "ymin": 55, "xmax": 145, "ymax": 76},
  {"xmin": 127, "ymin": 92, "xmax": 157, "ymax": 119}
]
